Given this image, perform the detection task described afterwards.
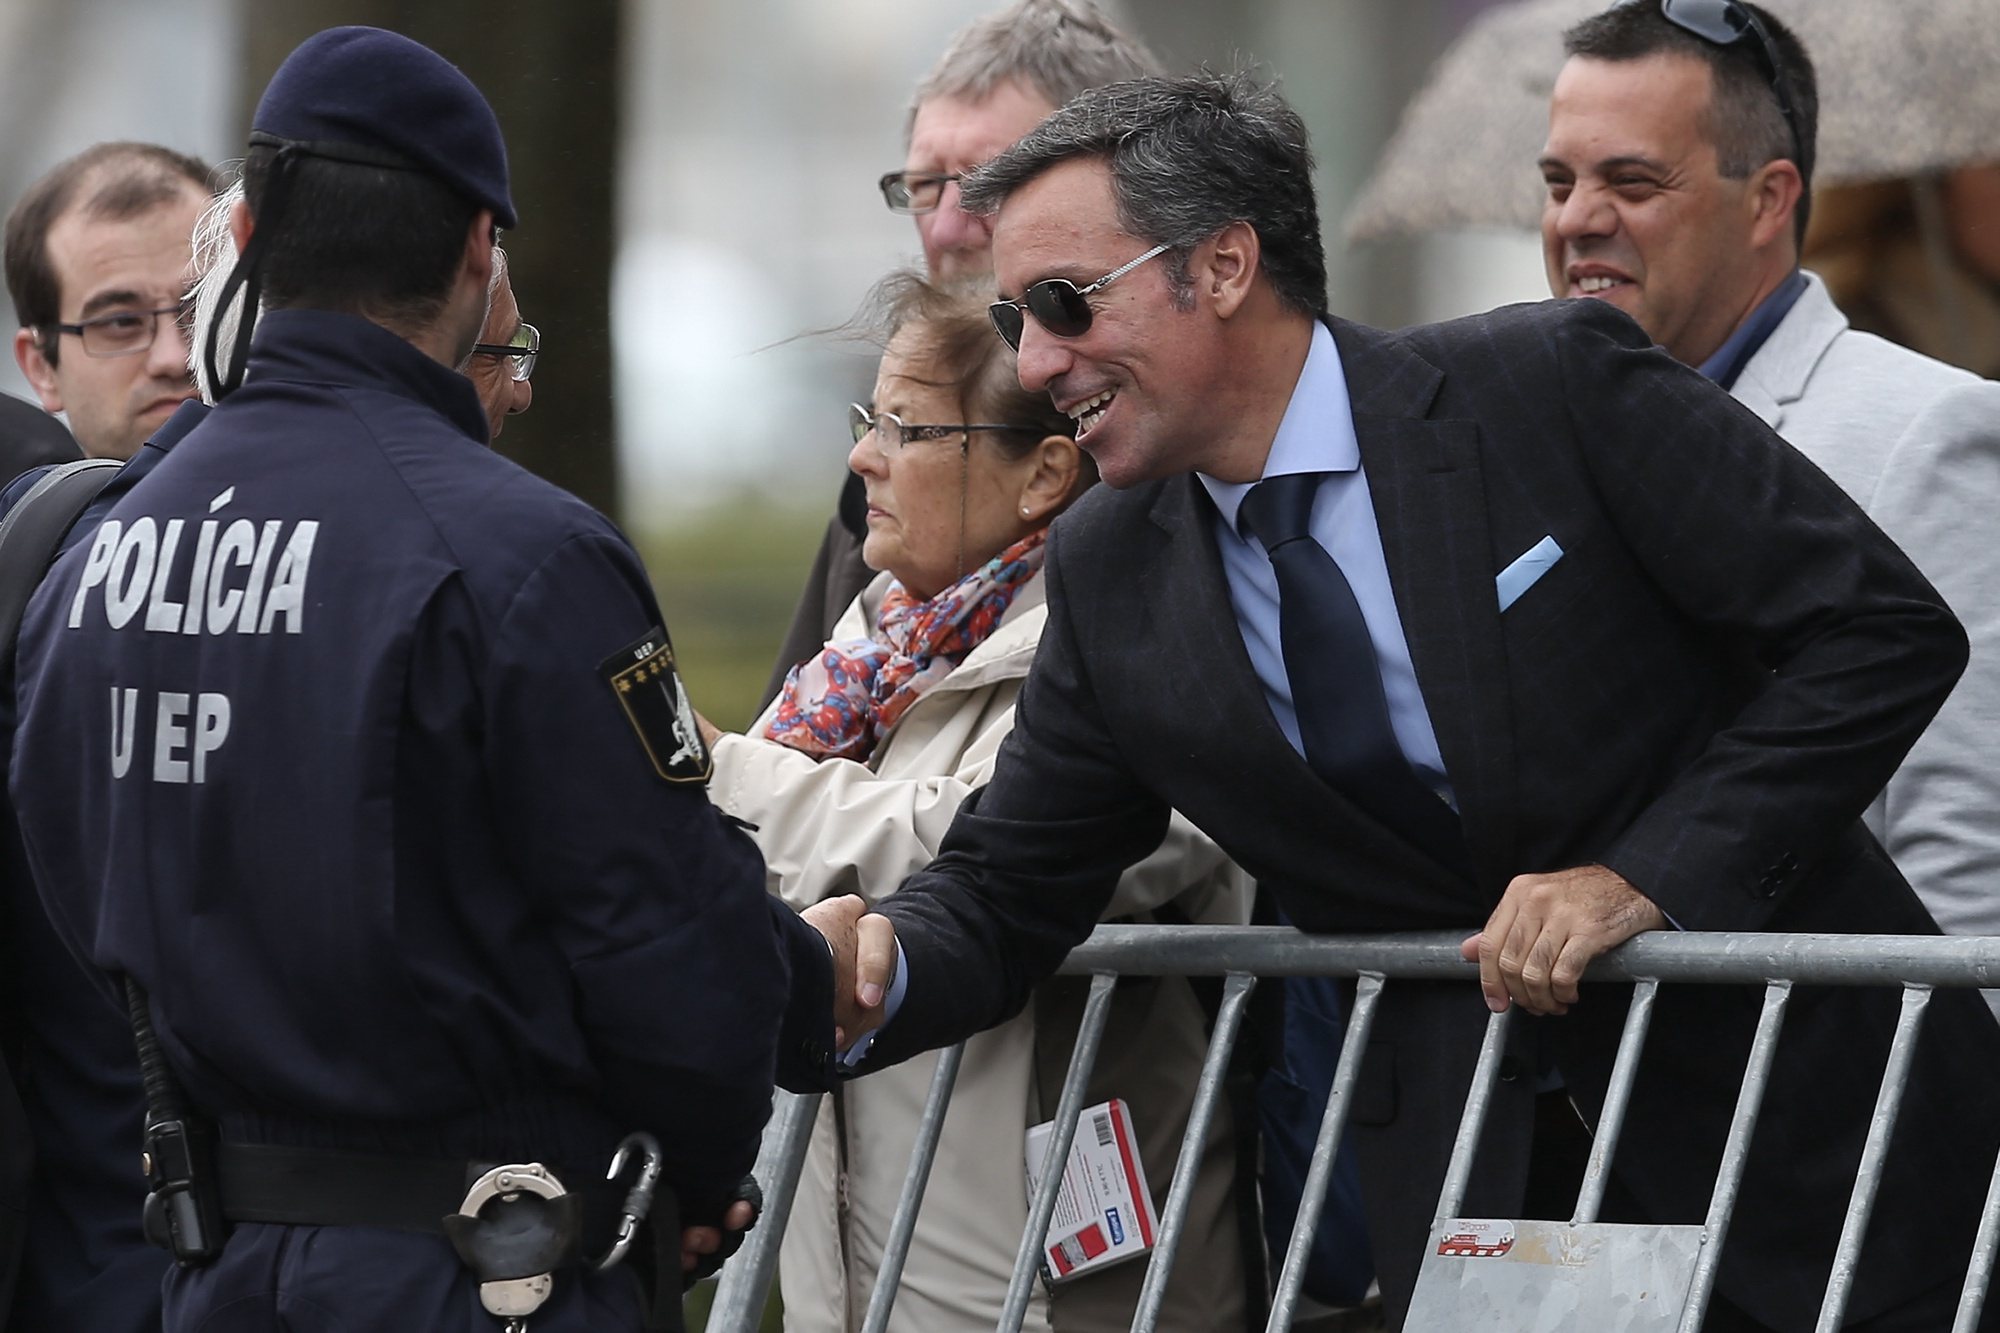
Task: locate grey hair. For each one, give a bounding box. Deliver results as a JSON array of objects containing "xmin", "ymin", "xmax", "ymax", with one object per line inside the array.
[
  {"xmin": 908, "ymin": 0, "xmax": 1161, "ymax": 142},
  {"xmin": 188, "ymin": 176, "xmax": 247, "ymax": 404},
  {"xmin": 959, "ymin": 70, "xmax": 1328, "ymax": 318},
  {"xmin": 455, "ymin": 245, "xmax": 509, "ymax": 375}
]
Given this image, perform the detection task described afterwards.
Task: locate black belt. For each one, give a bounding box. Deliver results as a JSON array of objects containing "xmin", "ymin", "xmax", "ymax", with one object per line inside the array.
[{"xmin": 217, "ymin": 1142, "xmax": 626, "ymax": 1255}]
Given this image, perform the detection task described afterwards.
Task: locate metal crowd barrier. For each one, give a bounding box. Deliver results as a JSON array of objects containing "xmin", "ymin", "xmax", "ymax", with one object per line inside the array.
[{"xmin": 703, "ymin": 926, "xmax": 2000, "ymax": 1332}]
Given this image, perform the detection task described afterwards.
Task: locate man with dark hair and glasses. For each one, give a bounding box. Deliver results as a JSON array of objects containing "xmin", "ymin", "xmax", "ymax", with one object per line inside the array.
[
  {"xmin": 0, "ymin": 137, "xmax": 211, "ymax": 1333},
  {"xmin": 5, "ymin": 141, "xmax": 210, "ymax": 461},
  {"xmin": 798, "ymin": 67, "xmax": 2000, "ymax": 1332},
  {"xmin": 1546, "ymin": 4, "xmax": 2000, "ymax": 1017},
  {"xmin": 762, "ymin": 0, "xmax": 1162, "ymax": 707}
]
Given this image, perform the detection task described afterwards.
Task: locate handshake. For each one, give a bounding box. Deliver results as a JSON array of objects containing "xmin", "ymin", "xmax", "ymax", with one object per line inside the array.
[{"xmin": 801, "ymin": 894, "xmax": 902, "ymax": 1053}]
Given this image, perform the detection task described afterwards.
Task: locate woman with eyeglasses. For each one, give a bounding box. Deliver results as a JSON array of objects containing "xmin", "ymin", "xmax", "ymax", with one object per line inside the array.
[{"xmin": 705, "ymin": 273, "xmax": 1250, "ymax": 1333}]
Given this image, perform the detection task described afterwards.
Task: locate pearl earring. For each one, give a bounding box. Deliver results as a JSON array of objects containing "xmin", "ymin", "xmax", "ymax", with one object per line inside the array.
[{"xmin": 1021, "ymin": 506, "xmax": 1032, "ymax": 517}]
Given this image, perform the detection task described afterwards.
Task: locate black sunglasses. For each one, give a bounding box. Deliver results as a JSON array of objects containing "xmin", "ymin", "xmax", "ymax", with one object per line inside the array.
[
  {"xmin": 988, "ymin": 244, "xmax": 1170, "ymax": 352},
  {"xmin": 1658, "ymin": 0, "xmax": 1809, "ymax": 184}
]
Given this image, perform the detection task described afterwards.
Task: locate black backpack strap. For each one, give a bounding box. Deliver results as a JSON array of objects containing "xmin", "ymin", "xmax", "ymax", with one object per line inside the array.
[
  {"xmin": 0, "ymin": 456, "xmax": 119, "ymax": 1328},
  {"xmin": 0, "ymin": 458, "xmax": 121, "ymax": 649}
]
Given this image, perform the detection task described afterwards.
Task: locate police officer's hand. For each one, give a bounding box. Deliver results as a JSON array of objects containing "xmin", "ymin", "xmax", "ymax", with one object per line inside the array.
[
  {"xmin": 1459, "ymin": 864, "xmax": 1666, "ymax": 1016},
  {"xmin": 681, "ymin": 1198, "xmax": 755, "ymax": 1273},
  {"xmin": 801, "ymin": 894, "xmax": 898, "ymax": 1050}
]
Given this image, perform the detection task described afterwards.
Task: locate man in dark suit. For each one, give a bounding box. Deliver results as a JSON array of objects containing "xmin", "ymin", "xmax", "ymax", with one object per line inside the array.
[{"xmin": 809, "ymin": 71, "xmax": 2000, "ymax": 1331}]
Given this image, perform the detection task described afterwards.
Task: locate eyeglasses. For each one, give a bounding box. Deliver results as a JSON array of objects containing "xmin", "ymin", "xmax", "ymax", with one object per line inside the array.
[
  {"xmin": 1658, "ymin": 0, "xmax": 1809, "ymax": 183},
  {"xmin": 878, "ymin": 171, "xmax": 962, "ymax": 215},
  {"xmin": 987, "ymin": 244, "xmax": 1170, "ymax": 352},
  {"xmin": 50, "ymin": 303, "xmax": 186, "ymax": 358},
  {"xmin": 848, "ymin": 403, "xmax": 1041, "ymax": 452},
  {"xmin": 471, "ymin": 321, "xmax": 540, "ymax": 382}
]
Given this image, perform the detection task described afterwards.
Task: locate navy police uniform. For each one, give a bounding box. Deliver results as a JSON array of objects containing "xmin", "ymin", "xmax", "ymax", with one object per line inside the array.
[
  {"xmin": 13, "ymin": 308, "xmax": 811, "ymax": 1331},
  {"xmin": 8, "ymin": 28, "xmax": 835, "ymax": 1332}
]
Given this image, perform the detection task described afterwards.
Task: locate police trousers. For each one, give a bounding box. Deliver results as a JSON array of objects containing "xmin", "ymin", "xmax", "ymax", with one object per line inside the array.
[{"xmin": 164, "ymin": 1223, "xmax": 647, "ymax": 1332}]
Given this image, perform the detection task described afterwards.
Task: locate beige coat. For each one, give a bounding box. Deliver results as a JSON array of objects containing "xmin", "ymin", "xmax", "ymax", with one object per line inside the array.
[{"xmin": 711, "ymin": 570, "xmax": 1252, "ymax": 1333}]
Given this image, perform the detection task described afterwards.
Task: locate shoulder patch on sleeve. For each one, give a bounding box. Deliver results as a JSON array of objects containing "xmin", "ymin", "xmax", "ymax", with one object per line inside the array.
[{"xmin": 599, "ymin": 626, "xmax": 711, "ymax": 785}]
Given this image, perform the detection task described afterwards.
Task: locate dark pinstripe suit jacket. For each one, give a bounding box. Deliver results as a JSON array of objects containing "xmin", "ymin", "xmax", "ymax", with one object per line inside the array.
[{"xmin": 862, "ymin": 297, "xmax": 2000, "ymax": 1328}]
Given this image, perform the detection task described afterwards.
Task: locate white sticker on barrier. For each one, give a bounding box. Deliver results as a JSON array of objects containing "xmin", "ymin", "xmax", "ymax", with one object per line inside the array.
[
  {"xmin": 1409, "ymin": 1218, "xmax": 1703, "ymax": 1331},
  {"xmin": 1436, "ymin": 1218, "xmax": 1517, "ymax": 1258}
]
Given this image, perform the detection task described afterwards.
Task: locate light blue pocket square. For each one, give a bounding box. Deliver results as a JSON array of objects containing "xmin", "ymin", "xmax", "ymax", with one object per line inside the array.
[{"xmin": 1496, "ymin": 535, "xmax": 1564, "ymax": 612}]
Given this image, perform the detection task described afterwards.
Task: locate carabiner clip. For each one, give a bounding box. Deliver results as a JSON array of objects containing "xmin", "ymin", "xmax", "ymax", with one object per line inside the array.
[{"xmin": 596, "ymin": 1131, "xmax": 663, "ymax": 1271}]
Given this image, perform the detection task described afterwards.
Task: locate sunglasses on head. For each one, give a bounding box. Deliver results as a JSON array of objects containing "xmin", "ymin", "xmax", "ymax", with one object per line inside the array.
[
  {"xmin": 1657, "ymin": 0, "xmax": 1809, "ymax": 183},
  {"xmin": 988, "ymin": 244, "xmax": 1170, "ymax": 352}
]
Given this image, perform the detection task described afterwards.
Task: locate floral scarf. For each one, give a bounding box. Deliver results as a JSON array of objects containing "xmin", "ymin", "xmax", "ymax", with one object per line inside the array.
[{"xmin": 767, "ymin": 529, "xmax": 1048, "ymax": 761}]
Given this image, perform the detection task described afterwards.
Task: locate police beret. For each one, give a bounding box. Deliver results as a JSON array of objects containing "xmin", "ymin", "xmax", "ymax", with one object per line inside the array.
[{"xmin": 251, "ymin": 26, "xmax": 518, "ymax": 229}]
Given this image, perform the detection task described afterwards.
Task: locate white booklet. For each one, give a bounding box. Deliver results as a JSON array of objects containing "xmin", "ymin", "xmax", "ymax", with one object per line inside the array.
[{"xmin": 1023, "ymin": 1097, "xmax": 1158, "ymax": 1282}]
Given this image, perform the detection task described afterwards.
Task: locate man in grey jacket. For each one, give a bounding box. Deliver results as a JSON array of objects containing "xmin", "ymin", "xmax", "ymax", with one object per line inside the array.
[{"xmin": 1539, "ymin": 2, "xmax": 2000, "ymax": 973}]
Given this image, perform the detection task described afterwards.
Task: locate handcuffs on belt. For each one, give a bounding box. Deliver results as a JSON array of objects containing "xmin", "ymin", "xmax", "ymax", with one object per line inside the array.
[{"xmin": 445, "ymin": 1132, "xmax": 664, "ymax": 1331}]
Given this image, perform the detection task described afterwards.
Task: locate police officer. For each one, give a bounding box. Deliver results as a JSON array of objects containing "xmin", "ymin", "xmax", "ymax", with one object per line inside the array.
[{"xmin": 9, "ymin": 27, "xmax": 836, "ymax": 1331}]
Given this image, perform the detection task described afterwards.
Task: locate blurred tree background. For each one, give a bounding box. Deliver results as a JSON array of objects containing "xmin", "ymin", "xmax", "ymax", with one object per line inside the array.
[
  {"xmin": 215, "ymin": 0, "xmax": 1542, "ymax": 735},
  {"xmin": 236, "ymin": 0, "xmax": 825, "ymax": 732},
  {"xmin": 241, "ymin": 0, "xmax": 621, "ymax": 514}
]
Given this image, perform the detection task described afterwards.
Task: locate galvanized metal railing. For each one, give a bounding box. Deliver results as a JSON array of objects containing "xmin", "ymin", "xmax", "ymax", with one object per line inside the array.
[{"xmin": 704, "ymin": 926, "xmax": 2000, "ymax": 1332}]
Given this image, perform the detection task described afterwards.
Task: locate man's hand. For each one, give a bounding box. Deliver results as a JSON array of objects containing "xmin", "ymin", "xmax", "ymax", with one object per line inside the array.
[
  {"xmin": 800, "ymin": 894, "xmax": 899, "ymax": 1050},
  {"xmin": 1459, "ymin": 864, "xmax": 1666, "ymax": 1016}
]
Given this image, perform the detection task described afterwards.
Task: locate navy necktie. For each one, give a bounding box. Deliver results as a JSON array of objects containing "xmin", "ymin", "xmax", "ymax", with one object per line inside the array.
[{"xmin": 1239, "ymin": 473, "xmax": 1467, "ymax": 868}]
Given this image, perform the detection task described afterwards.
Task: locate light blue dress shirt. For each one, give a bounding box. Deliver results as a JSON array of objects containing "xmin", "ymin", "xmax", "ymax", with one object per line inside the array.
[
  {"xmin": 837, "ymin": 945, "xmax": 906, "ymax": 1068},
  {"xmin": 1196, "ymin": 320, "xmax": 1456, "ymax": 807}
]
